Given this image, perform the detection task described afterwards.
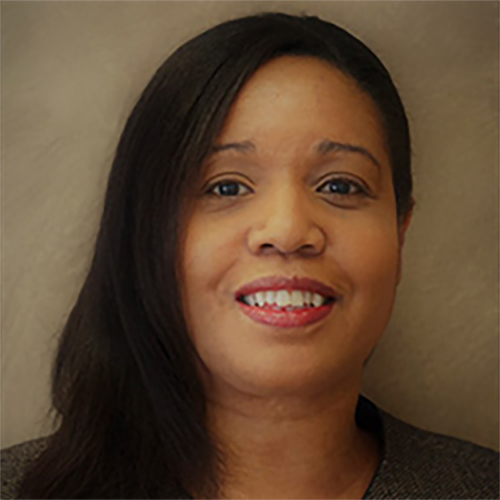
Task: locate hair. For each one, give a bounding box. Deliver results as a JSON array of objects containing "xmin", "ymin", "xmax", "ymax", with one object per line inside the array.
[{"xmin": 18, "ymin": 12, "xmax": 412, "ymax": 499}]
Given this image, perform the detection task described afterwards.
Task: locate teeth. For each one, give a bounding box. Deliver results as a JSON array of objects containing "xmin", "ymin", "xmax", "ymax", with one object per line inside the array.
[
  {"xmin": 265, "ymin": 291, "xmax": 276, "ymax": 305},
  {"xmin": 291, "ymin": 290, "xmax": 304, "ymax": 307},
  {"xmin": 276, "ymin": 290, "xmax": 290, "ymax": 307},
  {"xmin": 241, "ymin": 290, "xmax": 329, "ymax": 308},
  {"xmin": 255, "ymin": 291, "xmax": 266, "ymax": 307},
  {"xmin": 312, "ymin": 293, "xmax": 323, "ymax": 307}
]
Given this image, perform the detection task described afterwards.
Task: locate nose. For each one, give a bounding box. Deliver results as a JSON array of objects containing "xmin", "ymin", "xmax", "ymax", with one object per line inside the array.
[{"xmin": 246, "ymin": 184, "xmax": 326, "ymax": 257}]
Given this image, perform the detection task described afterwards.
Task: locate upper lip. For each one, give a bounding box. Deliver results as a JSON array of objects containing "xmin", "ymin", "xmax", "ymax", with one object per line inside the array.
[{"xmin": 235, "ymin": 275, "xmax": 338, "ymax": 300}]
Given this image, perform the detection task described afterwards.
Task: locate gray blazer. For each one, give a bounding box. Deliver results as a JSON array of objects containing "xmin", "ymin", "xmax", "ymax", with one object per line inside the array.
[{"xmin": 2, "ymin": 397, "xmax": 498, "ymax": 499}]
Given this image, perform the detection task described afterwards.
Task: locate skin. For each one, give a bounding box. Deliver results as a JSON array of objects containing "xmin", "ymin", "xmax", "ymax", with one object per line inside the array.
[{"xmin": 180, "ymin": 56, "xmax": 412, "ymax": 499}]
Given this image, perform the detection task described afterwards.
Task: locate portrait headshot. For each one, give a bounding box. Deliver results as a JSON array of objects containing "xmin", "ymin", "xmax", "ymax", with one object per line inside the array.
[{"xmin": 2, "ymin": 1, "xmax": 498, "ymax": 499}]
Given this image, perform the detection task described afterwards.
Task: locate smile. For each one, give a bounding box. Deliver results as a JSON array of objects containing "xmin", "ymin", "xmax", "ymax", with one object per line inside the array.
[{"xmin": 234, "ymin": 275, "xmax": 339, "ymax": 328}]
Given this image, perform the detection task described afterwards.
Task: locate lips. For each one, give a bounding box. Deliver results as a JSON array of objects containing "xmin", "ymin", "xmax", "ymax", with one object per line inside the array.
[{"xmin": 234, "ymin": 275, "xmax": 338, "ymax": 328}]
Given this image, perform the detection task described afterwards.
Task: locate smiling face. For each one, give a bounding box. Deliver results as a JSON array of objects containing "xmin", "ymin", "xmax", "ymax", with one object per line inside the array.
[{"xmin": 180, "ymin": 56, "xmax": 408, "ymax": 401}]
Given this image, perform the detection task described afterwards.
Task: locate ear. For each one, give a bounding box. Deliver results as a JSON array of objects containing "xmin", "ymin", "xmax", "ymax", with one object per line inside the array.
[{"xmin": 396, "ymin": 198, "xmax": 414, "ymax": 285}]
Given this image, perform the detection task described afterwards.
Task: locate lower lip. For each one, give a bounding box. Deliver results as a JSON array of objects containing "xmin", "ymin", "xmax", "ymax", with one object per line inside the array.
[{"xmin": 236, "ymin": 300, "xmax": 335, "ymax": 328}]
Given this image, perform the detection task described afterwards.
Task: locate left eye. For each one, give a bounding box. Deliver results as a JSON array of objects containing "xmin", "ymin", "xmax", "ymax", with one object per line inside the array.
[
  {"xmin": 317, "ymin": 178, "xmax": 366, "ymax": 196},
  {"xmin": 206, "ymin": 180, "xmax": 252, "ymax": 197}
]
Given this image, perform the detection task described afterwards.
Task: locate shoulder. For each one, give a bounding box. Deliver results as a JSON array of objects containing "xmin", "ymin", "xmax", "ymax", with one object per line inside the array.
[
  {"xmin": 1, "ymin": 437, "xmax": 49, "ymax": 499},
  {"xmin": 367, "ymin": 410, "xmax": 499, "ymax": 499}
]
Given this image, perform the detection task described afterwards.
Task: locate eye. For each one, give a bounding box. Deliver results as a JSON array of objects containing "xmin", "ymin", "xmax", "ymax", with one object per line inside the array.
[
  {"xmin": 317, "ymin": 177, "xmax": 368, "ymax": 197},
  {"xmin": 205, "ymin": 179, "xmax": 252, "ymax": 197}
]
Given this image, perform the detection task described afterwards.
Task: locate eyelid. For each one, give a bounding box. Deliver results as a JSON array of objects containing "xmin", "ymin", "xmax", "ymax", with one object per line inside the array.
[{"xmin": 203, "ymin": 171, "xmax": 253, "ymax": 188}]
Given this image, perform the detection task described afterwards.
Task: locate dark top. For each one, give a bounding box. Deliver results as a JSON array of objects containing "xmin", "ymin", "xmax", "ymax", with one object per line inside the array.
[{"xmin": 2, "ymin": 396, "xmax": 498, "ymax": 499}]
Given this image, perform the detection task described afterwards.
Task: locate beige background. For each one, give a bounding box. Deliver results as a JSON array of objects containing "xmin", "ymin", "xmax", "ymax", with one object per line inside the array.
[{"xmin": 2, "ymin": 1, "xmax": 498, "ymax": 451}]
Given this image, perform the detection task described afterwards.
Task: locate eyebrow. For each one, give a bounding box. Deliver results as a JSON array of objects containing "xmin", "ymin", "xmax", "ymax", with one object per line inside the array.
[
  {"xmin": 212, "ymin": 141, "xmax": 256, "ymax": 154},
  {"xmin": 315, "ymin": 139, "xmax": 381, "ymax": 171},
  {"xmin": 211, "ymin": 138, "xmax": 381, "ymax": 170}
]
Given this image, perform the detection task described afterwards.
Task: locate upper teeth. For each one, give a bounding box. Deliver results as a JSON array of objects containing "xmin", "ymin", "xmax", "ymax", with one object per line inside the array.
[{"xmin": 242, "ymin": 290, "xmax": 328, "ymax": 308}]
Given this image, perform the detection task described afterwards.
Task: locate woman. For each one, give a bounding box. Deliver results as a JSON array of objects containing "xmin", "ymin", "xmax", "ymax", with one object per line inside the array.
[{"xmin": 2, "ymin": 12, "xmax": 498, "ymax": 499}]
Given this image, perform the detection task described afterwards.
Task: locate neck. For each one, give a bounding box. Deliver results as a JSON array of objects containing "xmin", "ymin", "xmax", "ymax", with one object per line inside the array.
[{"xmin": 206, "ymin": 380, "xmax": 381, "ymax": 499}]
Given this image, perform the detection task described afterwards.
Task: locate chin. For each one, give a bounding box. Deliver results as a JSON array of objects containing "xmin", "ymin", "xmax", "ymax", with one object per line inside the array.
[{"xmin": 208, "ymin": 350, "xmax": 359, "ymax": 400}]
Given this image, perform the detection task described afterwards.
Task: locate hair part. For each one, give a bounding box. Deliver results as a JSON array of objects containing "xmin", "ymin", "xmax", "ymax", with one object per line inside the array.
[{"xmin": 19, "ymin": 12, "xmax": 412, "ymax": 498}]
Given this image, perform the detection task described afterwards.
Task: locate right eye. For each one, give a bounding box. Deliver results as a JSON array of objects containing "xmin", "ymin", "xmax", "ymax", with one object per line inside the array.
[{"xmin": 205, "ymin": 180, "xmax": 253, "ymax": 198}]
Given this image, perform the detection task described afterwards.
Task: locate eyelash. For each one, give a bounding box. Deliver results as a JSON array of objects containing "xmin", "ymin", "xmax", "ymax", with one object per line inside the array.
[{"xmin": 204, "ymin": 177, "xmax": 369, "ymax": 199}]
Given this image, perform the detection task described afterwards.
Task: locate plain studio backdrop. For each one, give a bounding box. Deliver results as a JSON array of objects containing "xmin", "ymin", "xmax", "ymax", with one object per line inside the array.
[{"xmin": 2, "ymin": 1, "xmax": 498, "ymax": 451}]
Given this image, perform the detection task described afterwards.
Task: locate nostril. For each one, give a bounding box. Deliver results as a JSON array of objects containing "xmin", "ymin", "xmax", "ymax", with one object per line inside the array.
[{"xmin": 260, "ymin": 243, "xmax": 275, "ymax": 252}]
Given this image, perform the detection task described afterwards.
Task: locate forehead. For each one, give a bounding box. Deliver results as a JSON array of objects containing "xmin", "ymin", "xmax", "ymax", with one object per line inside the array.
[{"xmin": 216, "ymin": 56, "xmax": 388, "ymax": 165}]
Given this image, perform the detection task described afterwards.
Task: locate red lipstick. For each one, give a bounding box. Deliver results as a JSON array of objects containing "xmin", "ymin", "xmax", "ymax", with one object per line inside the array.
[
  {"xmin": 237, "ymin": 300, "xmax": 335, "ymax": 328},
  {"xmin": 235, "ymin": 276, "xmax": 338, "ymax": 328}
]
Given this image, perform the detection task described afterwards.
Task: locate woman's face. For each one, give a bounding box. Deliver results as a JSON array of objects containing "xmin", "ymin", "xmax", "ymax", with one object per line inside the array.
[{"xmin": 180, "ymin": 56, "xmax": 408, "ymax": 399}]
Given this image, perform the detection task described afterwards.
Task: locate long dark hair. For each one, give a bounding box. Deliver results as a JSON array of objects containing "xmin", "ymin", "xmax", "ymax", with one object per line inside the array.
[{"xmin": 18, "ymin": 12, "xmax": 412, "ymax": 499}]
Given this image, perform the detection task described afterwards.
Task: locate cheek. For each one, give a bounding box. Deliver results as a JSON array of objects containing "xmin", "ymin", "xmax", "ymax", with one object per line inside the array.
[
  {"xmin": 330, "ymin": 194, "xmax": 398, "ymax": 267},
  {"xmin": 337, "ymin": 217, "xmax": 400, "ymax": 331},
  {"xmin": 181, "ymin": 216, "xmax": 244, "ymax": 325},
  {"xmin": 344, "ymin": 224, "xmax": 400, "ymax": 285}
]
